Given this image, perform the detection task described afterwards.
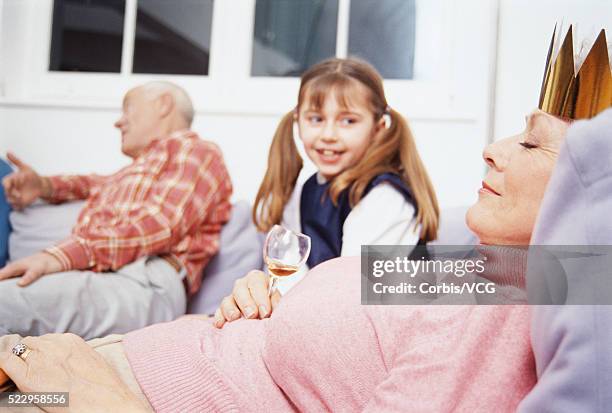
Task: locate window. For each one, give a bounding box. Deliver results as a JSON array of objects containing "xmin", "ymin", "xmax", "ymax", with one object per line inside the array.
[
  {"xmin": 133, "ymin": 0, "xmax": 214, "ymax": 75},
  {"xmin": 251, "ymin": 0, "xmax": 416, "ymax": 78},
  {"xmin": 252, "ymin": 0, "xmax": 338, "ymax": 76},
  {"xmin": 49, "ymin": 0, "xmax": 416, "ymax": 78},
  {"xmin": 49, "ymin": 0, "xmax": 126, "ymax": 72},
  {"xmin": 348, "ymin": 0, "xmax": 415, "ymax": 79},
  {"xmin": 49, "ymin": 0, "xmax": 214, "ymax": 75},
  {"xmin": 17, "ymin": 0, "xmax": 494, "ymax": 120}
]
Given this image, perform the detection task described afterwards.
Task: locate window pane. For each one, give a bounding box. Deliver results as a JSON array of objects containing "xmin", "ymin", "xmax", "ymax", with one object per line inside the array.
[
  {"xmin": 348, "ymin": 0, "xmax": 416, "ymax": 79},
  {"xmin": 49, "ymin": 0, "xmax": 125, "ymax": 72},
  {"xmin": 252, "ymin": 0, "xmax": 338, "ymax": 77},
  {"xmin": 133, "ymin": 0, "xmax": 213, "ymax": 75}
]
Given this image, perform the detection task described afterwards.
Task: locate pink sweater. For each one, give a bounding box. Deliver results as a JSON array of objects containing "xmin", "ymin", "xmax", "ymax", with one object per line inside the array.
[{"xmin": 124, "ymin": 257, "xmax": 535, "ymax": 412}]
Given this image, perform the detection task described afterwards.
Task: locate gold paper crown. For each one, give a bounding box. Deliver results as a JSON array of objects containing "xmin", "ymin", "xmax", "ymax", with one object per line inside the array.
[{"xmin": 539, "ymin": 25, "xmax": 612, "ymax": 120}]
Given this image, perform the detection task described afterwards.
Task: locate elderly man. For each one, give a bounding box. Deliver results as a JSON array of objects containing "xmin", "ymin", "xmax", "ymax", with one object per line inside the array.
[{"xmin": 0, "ymin": 81, "xmax": 232, "ymax": 339}]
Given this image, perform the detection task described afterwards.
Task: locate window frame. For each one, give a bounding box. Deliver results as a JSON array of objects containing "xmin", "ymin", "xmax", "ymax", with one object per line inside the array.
[{"xmin": 3, "ymin": 0, "xmax": 498, "ymax": 122}]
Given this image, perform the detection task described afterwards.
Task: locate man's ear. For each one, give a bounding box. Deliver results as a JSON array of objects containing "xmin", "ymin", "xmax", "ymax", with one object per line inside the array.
[{"xmin": 157, "ymin": 93, "xmax": 175, "ymax": 118}]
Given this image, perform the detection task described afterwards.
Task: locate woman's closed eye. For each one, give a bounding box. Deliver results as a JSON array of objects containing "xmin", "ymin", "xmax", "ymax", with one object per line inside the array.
[{"xmin": 519, "ymin": 141, "xmax": 538, "ymax": 149}]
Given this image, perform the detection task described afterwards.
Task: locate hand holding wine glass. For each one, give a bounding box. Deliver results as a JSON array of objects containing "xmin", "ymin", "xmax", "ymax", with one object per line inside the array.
[
  {"xmin": 214, "ymin": 225, "xmax": 310, "ymax": 328},
  {"xmin": 263, "ymin": 225, "xmax": 311, "ymax": 295}
]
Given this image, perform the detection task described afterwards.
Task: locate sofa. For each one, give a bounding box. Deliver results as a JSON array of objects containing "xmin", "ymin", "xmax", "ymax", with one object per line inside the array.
[{"xmin": 8, "ymin": 201, "xmax": 476, "ymax": 315}]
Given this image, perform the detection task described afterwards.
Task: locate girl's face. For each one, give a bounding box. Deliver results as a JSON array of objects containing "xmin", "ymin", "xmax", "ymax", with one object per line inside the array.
[
  {"xmin": 297, "ymin": 83, "xmax": 384, "ymax": 180},
  {"xmin": 466, "ymin": 110, "xmax": 569, "ymax": 245}
]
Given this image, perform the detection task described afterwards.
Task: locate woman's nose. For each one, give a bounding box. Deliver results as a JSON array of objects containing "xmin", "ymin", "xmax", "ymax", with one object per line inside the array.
[{"xmin": 482, "ymin": 140, "xmax": 508, "ymax": 171}]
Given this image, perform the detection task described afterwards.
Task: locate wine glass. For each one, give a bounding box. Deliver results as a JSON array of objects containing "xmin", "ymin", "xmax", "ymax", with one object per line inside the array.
[{"xmin": 263, "ymin": 225, "xmax": 311, "ymax": 295}]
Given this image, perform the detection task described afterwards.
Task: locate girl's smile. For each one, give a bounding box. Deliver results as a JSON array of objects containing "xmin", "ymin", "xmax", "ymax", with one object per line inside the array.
[{"xmin": 315, "ymin": 148, "xmax": 344, "ymax": 163}]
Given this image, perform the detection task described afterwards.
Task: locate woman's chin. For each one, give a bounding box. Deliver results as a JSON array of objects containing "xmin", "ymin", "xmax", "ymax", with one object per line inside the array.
[
  {"xmin": 465, "ymin": 204, "xmax": 482, "ymax": 236},
  {"xmin": 466, "ymin": 204, "xmax": 501, "ymax": 245},
  {"xmin": 466, "ymin": 206, "xmax": 532, "ymax": 246}
]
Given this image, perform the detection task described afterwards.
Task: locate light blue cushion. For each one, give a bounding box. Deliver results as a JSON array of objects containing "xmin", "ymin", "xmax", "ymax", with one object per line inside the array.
[{"xmin": 9, "ymin": 200, "xmax": 84, "ymax": 260}]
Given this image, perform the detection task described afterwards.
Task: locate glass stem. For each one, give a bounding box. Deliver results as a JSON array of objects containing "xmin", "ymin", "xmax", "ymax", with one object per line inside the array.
[{"xmin": 268, "ymin": 275, "xmax": 279, "ymax": 296}]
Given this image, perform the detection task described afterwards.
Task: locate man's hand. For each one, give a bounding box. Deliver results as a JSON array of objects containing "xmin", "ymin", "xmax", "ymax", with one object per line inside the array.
[
  {"xmin": 213, "ymin": 270, "xmax": 282, "ymax": 328},
  {"xmin": 0, "ymin": 334, "xmax": 148, "ymax": 413},
  {"xmin": 2, "ymin": 152, "xmax": 51, "ymax": 210},
  {"xmin": 0, "ymin": 252, "xmax": 64, "ymax": 286}
]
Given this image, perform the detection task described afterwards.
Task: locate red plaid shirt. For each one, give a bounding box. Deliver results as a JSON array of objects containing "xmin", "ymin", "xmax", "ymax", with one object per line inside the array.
[{"xmin": 44, "ymin": 130, "xmax": 232, "ymax": 296}]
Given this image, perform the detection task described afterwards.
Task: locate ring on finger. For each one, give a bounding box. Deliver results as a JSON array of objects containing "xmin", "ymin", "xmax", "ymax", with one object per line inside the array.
[{"xmin": 11, "ymin": 343, "xmax": 32, "ymax": 361}]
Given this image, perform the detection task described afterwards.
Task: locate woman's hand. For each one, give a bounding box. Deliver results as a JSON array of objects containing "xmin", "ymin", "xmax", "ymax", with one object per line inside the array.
[
  {"xmin": 0, "ymin": 333, "xmax": 148, "ymax": 412},
  {"xmin": 213, "ymin": 270, "xmax": 282, "ymax": 328}
]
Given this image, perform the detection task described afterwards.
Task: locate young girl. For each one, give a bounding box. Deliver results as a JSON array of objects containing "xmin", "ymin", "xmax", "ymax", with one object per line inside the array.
[{"xmin": 253, "ymin": 57, "xmax": 439, "ymax": 269}]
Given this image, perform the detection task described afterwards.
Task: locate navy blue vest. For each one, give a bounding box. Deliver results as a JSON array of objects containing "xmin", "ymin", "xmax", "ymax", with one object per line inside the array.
[{"xmin": 300, "ymin": 173, "xmax": 418, "ymax": 268}]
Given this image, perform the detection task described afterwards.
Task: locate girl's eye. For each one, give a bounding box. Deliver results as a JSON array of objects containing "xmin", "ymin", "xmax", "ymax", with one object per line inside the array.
[
  {"xmin": 340, "ymin": 118, "xmax": 357, "ymax": 125},
  {"xmin": 519, "ymin": 141, "xmax": 538, "ymax": 149},
  {"xmin": 308, "ymin": 116, "xmax": 322, "ymax": 123}
]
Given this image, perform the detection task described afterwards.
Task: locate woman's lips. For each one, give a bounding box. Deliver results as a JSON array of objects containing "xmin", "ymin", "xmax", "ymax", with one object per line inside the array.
[{"xmin": 480, "ymin": 181, "xmax": 501, "ymax": 196}]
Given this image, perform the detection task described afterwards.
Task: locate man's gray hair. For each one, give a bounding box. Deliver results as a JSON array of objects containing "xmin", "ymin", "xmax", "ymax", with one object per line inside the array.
[{"xmin": 142, "ymin": 81, "xmax": 195, "ymax": 126}]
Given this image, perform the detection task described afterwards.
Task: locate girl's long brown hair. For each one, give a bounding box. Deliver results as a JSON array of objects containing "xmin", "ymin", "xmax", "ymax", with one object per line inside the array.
[{"xmin": 253, "ymin": 58, "xmax": 439, "ymax": 242}]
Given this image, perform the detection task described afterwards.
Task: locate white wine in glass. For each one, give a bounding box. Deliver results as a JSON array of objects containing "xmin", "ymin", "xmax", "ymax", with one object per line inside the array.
[
  {"xmin": 265, "ymin": 258, "xmax": 300, "ymax": 277},
  {"xmin": 263, "ymin": 225, "xmax": 311, "ymax": 295}
]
